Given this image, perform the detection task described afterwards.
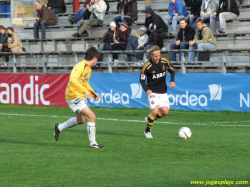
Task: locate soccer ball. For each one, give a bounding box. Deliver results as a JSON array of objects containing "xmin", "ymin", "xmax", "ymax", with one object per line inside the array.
[{"xmin": 178, "ymin": 127, "xmax": 192, "ymax": 139}]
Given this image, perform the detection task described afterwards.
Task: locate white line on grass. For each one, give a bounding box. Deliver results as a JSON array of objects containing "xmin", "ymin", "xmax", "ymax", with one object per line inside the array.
[{"xmin": 0, "ymin": 113, "xmax": 249, "ymax": 127}]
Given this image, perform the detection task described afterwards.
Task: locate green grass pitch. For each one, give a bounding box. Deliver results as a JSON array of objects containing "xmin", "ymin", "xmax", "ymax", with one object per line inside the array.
[{"xmin": 0, "ymin": 104, "xmax": 249, "ymax": 187}]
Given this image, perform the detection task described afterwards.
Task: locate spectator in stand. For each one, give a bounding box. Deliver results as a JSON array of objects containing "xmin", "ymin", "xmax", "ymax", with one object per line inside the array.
[
  {"xmin": 137, "ymin": 26, "xmax": 149, "ymax": 61},
  {"xmin": 164, "ymin": 0, "xmax": 189, "ymax": 35},
  {"xmin": 211, "ymin": 0, "xmax": 240, "ymax": 33},
  {"xmin": 72, "ymin": 0, "xmax": 107, "ymax": 37},
  {"xmin": 188, "ymin": 0, "xmax": 202, "ymax": 28},
  {"xmin": 110, "ymin": 22, "xmax": 131, "ymax": 63},
  {"xmin": 235, "ymin": 0, "xmax": 244, "ymax": 5},
  {"xmin": 144, "ymin": 23, "xmax": 163, "ymax": 59},
  {"xmin": 97, "ymin": 21, "xmax": 118, "ymax": 62},
  {"xmin": 34, "ymin": 1, "xmax": 57, "ymax": 39},
  {"xmin": 47, "ymin": 0, "xmax": 66, "ymax": 15},
  {"xmin": 68, "ymin": 0, "xmax": 90, "ymax": 25},
  {"xmin": 198, "ymin": 0, "xmax": 217, "ymax": 34},
  {"xmin": 0, "ymin": 25, "xmax": 9, "ymax": 64},
  {"xmin": 188, "ymin": 19, "xmax": 217, "ymax": 61},
  {"xmin": 144, "ymin": 8, "xmax": 168, "ymax": 36},
  {"xmin": 7, "ymin": 27, "xmax": 23, "ymax": 52},
  {"xmin": 126, "ymin": 30, "xmax": 138, "ymax": 62},
  {"xmin": 114, "ymin": 0, "xmax": 138, "ymax": 28},
  {"xmin": 169, "ymin": 18, "xmax": 195, "ymax": 61}
]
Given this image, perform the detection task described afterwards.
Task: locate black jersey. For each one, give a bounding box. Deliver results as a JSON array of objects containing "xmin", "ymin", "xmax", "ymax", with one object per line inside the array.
[{"xmin": 140, "ymin": 58, "xmax": 175, "ymax": 94}]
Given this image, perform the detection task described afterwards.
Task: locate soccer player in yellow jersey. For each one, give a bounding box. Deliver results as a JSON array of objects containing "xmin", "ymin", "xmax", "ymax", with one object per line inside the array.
[
  {"xmin": 140, "ymin": 46, "xmax": 176, "ymax": 138},
  {"xmin": 54, "ymin": 47, "xmax": 104, "ymax": 148}
]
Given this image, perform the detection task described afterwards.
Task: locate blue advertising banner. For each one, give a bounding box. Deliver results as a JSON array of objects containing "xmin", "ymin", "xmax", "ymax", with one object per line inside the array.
[{"xmin": 88, "ymin": 73, "xmax": 250, "ymax": 112}]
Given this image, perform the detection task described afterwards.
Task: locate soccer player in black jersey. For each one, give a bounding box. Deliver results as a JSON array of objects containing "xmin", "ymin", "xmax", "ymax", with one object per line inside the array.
[{"xmin": 140, "ymin": 45, "xmax": 176, "ymax": 138}]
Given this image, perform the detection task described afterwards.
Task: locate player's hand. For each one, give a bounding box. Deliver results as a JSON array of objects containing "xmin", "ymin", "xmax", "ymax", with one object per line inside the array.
[
  {"xmin": 170, "ymin": 81, "xmax": 176, "ymax": 88},
  {"xmin": 146, "ymin": 90, "xmax": 152, "ymax": 96},
  {"xmin": 94, "ymin": 96, "xmax": 100, "ymax": 101},
  {"xmin": 86, "ymin": 92, "xmax": 93, "ymax": 100}
]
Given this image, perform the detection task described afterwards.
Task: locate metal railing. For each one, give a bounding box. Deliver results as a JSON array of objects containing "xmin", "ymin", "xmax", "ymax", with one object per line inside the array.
[{"xmin": 0, "ymin": 49, "xmax": 249, "ymax": 73}]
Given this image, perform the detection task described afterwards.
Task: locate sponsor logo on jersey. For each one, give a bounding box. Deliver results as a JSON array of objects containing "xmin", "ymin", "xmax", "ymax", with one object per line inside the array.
[
  {"xmin": 140, "ymin": 74, "xmax": 146, "ymax": 80},
  {"xmin": 152, "ymin": 72, "xmax": 166, "ymax": 79}
]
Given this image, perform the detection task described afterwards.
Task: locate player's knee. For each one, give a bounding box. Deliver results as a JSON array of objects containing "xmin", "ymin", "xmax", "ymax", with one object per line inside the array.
[{"xmin": 161, "ymin": 109, "xmax": 169, "ymax": 116}]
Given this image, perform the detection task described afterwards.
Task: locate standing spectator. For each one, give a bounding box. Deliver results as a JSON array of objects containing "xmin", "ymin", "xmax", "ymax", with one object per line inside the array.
[
  {"xmin": 188, "ymin": 0, "xmax": 202, "ymax": 28},
  {"xmin": 68, "ymin": 0, "xmax": 90, "ymax": 25},
  {"xmin": 169, "ymin": 18, "xmax": 195, "ymax": 61},
  {"xmin": 164, "ymin": 0, "xmax": 189, "ymax": 35},
  {"xmin": 7, "ymin": 27, "xmax": 23, "ymax": 52},
  {"xmin": 0, "ymin": 25, "xmax": 9, "ymax": 63},
  {"xmin": 47, "ymin": 0, "xmax": 66, "ymax": 15},
  {"xmin": 211, "ymin": 0, "xmax": 240, "ymax": 33},
  {"xmin": 144, "ymin": 23, "xmax": 163, "ymax": 59},
  {"xmin": 110, "ymin": 22, "xmax": 131, "ymax": 63},
  {"xmin": 188, "ymin": 19, "xmax": 217, "ymax": 61},
  {"xmin": 137, "ymin": 26, "xmax": 149, "ymax": 61},
  {"xmin": 126, "ymin": 30, "xmax": 138, "ymax": 62},
  {"xmin": 198, "ymin": 0, "xmax": 217, "ymax": 33},
  {"xmin": 144, "ymin": 8, "xmax": 168, "ymax": 36},
  {"xmin": 113, "ymin": 0, "xmax": 138, "ymax": 28},
  {"xmin": 72, "ymin": 0, "xmax": 107, "ymax": 37},
  {"xmin": 34, "ymin": 1, "xmax": 57, "ymax": 39}
]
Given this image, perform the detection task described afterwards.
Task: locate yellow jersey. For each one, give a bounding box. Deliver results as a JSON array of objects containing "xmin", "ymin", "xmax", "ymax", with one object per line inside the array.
[{"xmin": 65, "ymin": 60, "xmax": 97, "ymax": 101}]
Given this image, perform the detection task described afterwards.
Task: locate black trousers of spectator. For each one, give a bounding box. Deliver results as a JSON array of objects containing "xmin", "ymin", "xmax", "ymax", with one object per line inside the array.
[
  {"xmin": 1, "ymin": 44, "xmax": 10, "ymax": 62},
  {"xmin": 110, "ymin": 44, "xmax": 125, "ymax": 61}
]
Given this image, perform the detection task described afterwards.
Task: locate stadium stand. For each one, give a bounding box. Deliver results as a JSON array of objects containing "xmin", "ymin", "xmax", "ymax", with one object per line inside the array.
[{"xmin": 0, "ymin": 0, "xmax": 249, "ymax": 73}]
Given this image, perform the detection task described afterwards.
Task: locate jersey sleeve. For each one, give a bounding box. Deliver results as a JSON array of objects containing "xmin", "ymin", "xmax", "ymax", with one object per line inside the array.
[
  {"xmin": 140, "ymin": 62, "xmax": 151, "ymax": 92},
  {"xmin": 84, "ymin": 76, "xmax": 98, "ymax": 99},
  {"xmin": 163, "ymin": 58, "xmax": 176, "ymax": 82}
]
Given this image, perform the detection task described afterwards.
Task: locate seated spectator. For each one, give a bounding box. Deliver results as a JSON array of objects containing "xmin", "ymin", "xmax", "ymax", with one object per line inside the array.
[
  {"xmin": 211, "ymin": 0, "xmax": 240, "ymax": 33},
  {"xmin": 7, "ymin": 27, "xmax": 23, "ymax": 52},
  {"xmin": 0, "ymin": 25, "xmax": 9, "ymax": 63},
  {"xmin": 68, "ymin": 0, "xmax": 90, "ymax": 25},
  {"xmin": 169, "ymin": 18, "xmax": 195, "ymax": 61},
  {"xmin": 137, "ymin": 26, "xmax": 149, "ymax": 61},
  {"xmin": 164, "ymin": 0, "xmax": 189, "ymax": 35},
  {"xmin": 144, "ymin": 23, "xmax": 163, "ymax": 59},
  {"xmin": 113, "ymin": 0, "xmax": 138, "ymax": 28},
  {"xmin": 126, "ymin": 30, "xmax": 139, "ymax": 62},
  {"xmin": 144, "ymin": 8, "xmax": 168, "ymax": 36},
  {"xmin": 34, "ymin": 1, "xmax": 57, "ymax": 39},
  {"xmin": 110, "ymin": 22, "xmax": 131, "ymax": 63},
  {"xmin": 47, "ymin": 0, "xmax": 66, "ymax": 15},
  {"xmin": 72, "ymin": 0, "xmax": 107, "ymax": 37},
  {"xmin": 98, "ymin": 21, "xmax": 118, "ymax": 62},
  {"xmin": 188, "ymin": 0, "xmax": 202, "ymax": 28},
  {"xmin": 198, "ymin": 0, "xmax": 217, "ymax": 34},
  {"xmin": 188, "ymin": 19, "xmax": 217, "ymax": 61}
]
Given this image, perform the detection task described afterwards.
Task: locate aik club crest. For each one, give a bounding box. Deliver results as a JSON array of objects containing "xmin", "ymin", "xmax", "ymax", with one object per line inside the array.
[{"xmin": 162, "ymin": 65, "xmax": 166, "ymax": 71}]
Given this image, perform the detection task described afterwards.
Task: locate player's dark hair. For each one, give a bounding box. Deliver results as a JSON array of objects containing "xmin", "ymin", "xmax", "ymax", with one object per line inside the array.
[
  {"xmin": 84, "ymin": 47, "xmax": 100, "ymax": 61},
  {"xmin": 196, "ymin": 18, "xmax": 204, "ymax": 24}
]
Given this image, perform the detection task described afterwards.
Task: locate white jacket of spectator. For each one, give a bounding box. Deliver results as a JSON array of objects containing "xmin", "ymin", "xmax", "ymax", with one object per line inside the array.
[
  {"xmin": 89, "ymin": 0, "xmax": 107, "ymax": 21},
  {"xmin": 138, "ymin": 34, "xmax": 149, "ymax": 48}
]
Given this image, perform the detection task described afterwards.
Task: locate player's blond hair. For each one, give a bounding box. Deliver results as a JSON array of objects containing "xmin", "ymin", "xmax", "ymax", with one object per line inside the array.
[{"xmin": 147, "ymin": 45, "xmax": 161, "ymax": 55}]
